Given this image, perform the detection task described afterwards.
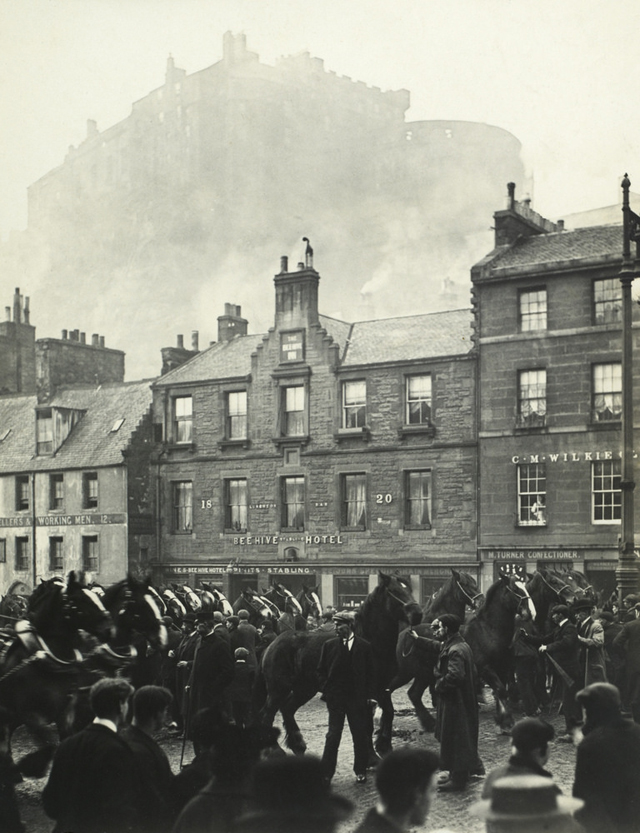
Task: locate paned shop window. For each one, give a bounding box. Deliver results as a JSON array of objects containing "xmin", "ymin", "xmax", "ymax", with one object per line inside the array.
[
  {"xmin": 173, "ymin": 396, "xmax": 193, "ymax": 443},
  {"xmin": 342, "ymin": 381, "xmax": 366, "ymax": 428},
  {"xmin": 519, "ymin": 288, "xmax": 547, "ymax": 332},
  {"xmin": 226, "ymin": 391, "xmax": 247, "ymax": 440},
  {"xmin": 517, "ymin": 369, "xmax": 546, "ymax": 428},
  {"xmin": 594, "ymin": 278, "xmax": 622, "ymax": 324},
  {"xmin": 592, "ymin": 363, "xmax": 622, "ymax": 422},
  {"xmin": 172, "ymin": 481, "xmax": 193, "ymax": 533},
  {"xmin": 283, "ymin": 386, "xmax": 305, "ymax": 436},
  {"xmin": 225, "ymin": 479, "xmax": 247, "ymax": 532},
  {"xmin": 82, "ymin": 535, "xmax": 99, "ymax": 572},
  {"xmin": 49, "ymin": 537, "xmax": 64, "ymax": 572},
  {"xmin": 341, "ymin": 473, "xmax": 367, "ymax": 529},
  {"xmin": 15, "ymin": 476, "xmax": 29, "ymax": 511},
  {"xmin": 15, "ymin": 537, "xmax": 29, "ymax": 571},
  {"xmin": 282, "ymin": 476, "xmax": 305, "ymax": 530},
  {"xmin": 335, "ymin": 576, "xmax": 368, "ymax": 609},
  {"xmin": 592, "ymin": 460, "xmax": 621, "ymax": 523},
  {"xmin": 405, "ymin": 375, "xmax": 432, "ymax": 425},
  {"xmin": 405, "ymin": 471, "xmax": 432, "ymax": 528},
  {"xmin": 517, "ymin": 463, "xmax": 547, "ymax": 526}
]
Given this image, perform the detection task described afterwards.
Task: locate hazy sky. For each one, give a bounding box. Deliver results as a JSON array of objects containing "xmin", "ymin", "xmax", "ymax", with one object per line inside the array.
[{"xmin": 1, "ymin": 0, "xmax": 639, "ymax": 239}]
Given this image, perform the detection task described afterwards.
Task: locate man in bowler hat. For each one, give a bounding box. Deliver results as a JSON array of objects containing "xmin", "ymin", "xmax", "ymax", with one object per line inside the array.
[{"xmin": 317, "ymin": 610, "xmax": 376, "ymax": 784}]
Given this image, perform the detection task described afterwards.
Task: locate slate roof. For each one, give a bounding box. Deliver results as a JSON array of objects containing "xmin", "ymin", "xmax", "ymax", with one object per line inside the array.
[
  {"xmin": 343, "ymin": 309, "xmax": 473, "ymax": 365},
  {"xmin": 318, "ymin": 314, "xmax": 352, "ymax": 355},
  {"xmin": 0, "ymin": 379, "xmax": 153, "ymax": 473},
  {"xmin": 154, "ymin": 334, "xmax": 265, "ymax": 386},
  {"xmin": 480, "ymin": 225, "xmax": 623, "ymax": 274}
]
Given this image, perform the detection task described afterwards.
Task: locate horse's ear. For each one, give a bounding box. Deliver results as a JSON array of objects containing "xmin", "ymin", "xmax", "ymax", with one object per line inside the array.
[
  {"xmin": 451, "ymin": 568, "xmax": 460, "ymax": 579},
  {"xmin": 378, "ymin": 571, "xmax": 391, "ymax": 585}
]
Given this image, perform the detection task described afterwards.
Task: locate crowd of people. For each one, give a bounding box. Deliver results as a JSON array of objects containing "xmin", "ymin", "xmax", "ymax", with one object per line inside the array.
[{"xmin": 3, "ymin": 595, "xmax": 640, "ymax": 833}]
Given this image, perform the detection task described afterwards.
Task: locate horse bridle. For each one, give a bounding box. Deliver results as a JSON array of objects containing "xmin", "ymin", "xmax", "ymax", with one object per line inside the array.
[
  {"xmin": 456, "ymin": 580, "xmax": 483, "ymax": 608},
  {"xmin": 538, "ymin": 572, "xmax": 572, "ymax": 601}
]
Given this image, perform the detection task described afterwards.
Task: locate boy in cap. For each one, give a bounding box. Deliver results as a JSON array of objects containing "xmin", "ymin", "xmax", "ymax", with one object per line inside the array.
[
  {"xmin": 482, "ymin": 717, "xmax": 556, "ymax": 799},
  {"xmin": 317, "ymin": 610, "xmax": 376, "ymax": 784}
]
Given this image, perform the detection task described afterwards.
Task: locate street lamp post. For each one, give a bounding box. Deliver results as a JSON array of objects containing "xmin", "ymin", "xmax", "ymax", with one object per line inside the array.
[{"xmin": 617, "ymin": 174, "xmax": 640, "ymax": 603}]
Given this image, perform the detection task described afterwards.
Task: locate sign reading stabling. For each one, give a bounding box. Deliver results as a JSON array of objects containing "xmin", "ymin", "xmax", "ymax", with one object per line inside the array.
[{"xmin": 280, "ymin": 331, "xmax": 304, "ymax": 362}]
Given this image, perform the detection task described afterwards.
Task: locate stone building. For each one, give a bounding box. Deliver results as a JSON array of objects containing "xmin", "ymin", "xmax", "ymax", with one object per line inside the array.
[
  {"xmin": 151, "ymin": 251, "xmax": 477, "ymax": 607},
  {"xmin": 0, "ymin": 295, "xmax": 155, "ymax": 590},
  {"xmin": 472, "ymin": 184, "xmax": 637, "ymax": 596}
]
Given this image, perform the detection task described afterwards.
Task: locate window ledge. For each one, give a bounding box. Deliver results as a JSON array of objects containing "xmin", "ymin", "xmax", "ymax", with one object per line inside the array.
[
  {"xmin": 590, "ymin": 420, "xmax": 621, "ymax": 431},
  {"xmin": 272, "ymin": 436, "xmax": 309, "ymax": 448},
  {"xmin": 398, "ymin": 424, "xmax": 435, "ymax": 439},
  {"xmin": 514, "ymin": 425, "xmax": 548, "ymax": 434},
  {"xmin": 218, "ymin": 438, "xmax": 251, "ymax": 450},
  {"xmin": 224, "ymin": 528, "xmax": 247, "ymax": 535},
  {"xmin": 340, "ymin": 526, "xmax": 367, "ymax": 533},
  {"xmin": 334, "ymin": 427, "xmax": 370, "ymax": 443},
  {"xmin": 165, "ymin": 442, "xmax": 196, "ymax": 452},
  {"xmin": 281, "ymin": 528, "xmax": 305, "ymax": 534},
  {"xmin": 403, "ymin": 524, "xmax": 433, "ymax": 531},
  {"xmin": 516, "ymin": 523, "xmax": 548, "ymax": 529}
]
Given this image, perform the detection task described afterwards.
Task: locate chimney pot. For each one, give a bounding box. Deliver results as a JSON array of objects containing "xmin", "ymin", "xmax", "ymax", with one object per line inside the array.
[
  {"xmin": 557, "ymin": 219, "xmax": 565, "ymax": 231},
  {"xmin": 280, "ymin": 256, "xmax": 288, "ymax": 273},
  {"xmin": 80, "ymin": 332, "xmax": 86, "ymax": 344},
  {"xmin": 177, "ymin": 334, "xmax": 184, "ymax": 349},
  {"xmin": 5, "ymin": 307, "xmax": 10, "ymax": 322},
  {"xmin": 23, "ymin": 297, "xmax": 30, "ymax": 325},
  {"xmin": 507, "ymin": 182, "xmax": 516, "ymax": 210},
  {"xmin": 297, "ymin": 262, "xmax": 305, "ymax": 270},
  {"xmin": 191, "ymin": 330, "xmax": 199, "ymax": 351},
  {"xmin": 99, "ymin": 336, "xmax": 105, "ymax": 348},
  {"xmin": 62, "ymin": 329, "xmax": 68, "ymax": 339},
  {"xmin": 92, "ymin": 334, "xmax": 100, "ymax": 346}
]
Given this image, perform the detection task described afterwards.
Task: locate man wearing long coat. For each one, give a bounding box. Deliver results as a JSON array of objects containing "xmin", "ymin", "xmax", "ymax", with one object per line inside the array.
[
  {"xmin": 613, "ymin": 610, "xmax": 640, "ymax": 723},
  {"xmin": 187, "ymin": 611, "xmax": 234, "ymax": 732},
  {"xmin": 538, "ymin": 604, "xmax": 582, "ymax": 738},
  {"xmin": 574, "ymin": 600, "xmax": 607, "ymax": 686}
]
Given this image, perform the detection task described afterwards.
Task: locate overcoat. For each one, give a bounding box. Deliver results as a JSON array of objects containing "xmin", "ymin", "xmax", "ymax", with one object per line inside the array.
[
  {"xmin": 120, "ymin": 723, "xmax": 176, "ymax": 833},
  {"xmin": 317, "ymin": 634, "xmax": 376, "ymax": 705},
  {"xmin": 613, "ymin": 617, "xmax": 640, "ymax": 707},
  {"xmin": 42, "ymin": 723, "xmax": 137, "ymax": 833},
  {"xmin": 577, "ymin": 616, "xmax": 607, "ymax": 685},
  {"xmin": 544, "ymin": 619, "xmax": 580, "ymax": 677},
  {"xmin": 188, "ymin": 631, "xmax": 234, "ymax": 717},
  {"xmin": 175, "ymin": 629, "xmax": 199, "ymax": 718},
  {"xmin": 433, "ymin": 633, "xmax": 479, "ymax": 773}
]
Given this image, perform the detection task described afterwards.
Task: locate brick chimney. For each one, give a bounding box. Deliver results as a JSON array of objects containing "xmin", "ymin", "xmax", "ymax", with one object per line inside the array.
[
  {"xmin": 273, "ymin": 241, "xmax": 320, "ymax": 330},
  {"xmin": 217, "ymin": 304, "xmax": 248, "ymax": 342},
  {"xmin": 493, "ymin": 183, "xmax": 561, "ymax": 247},
  {"xmin": 160, "ymin": 334, "xmax": 200, "ymax": 375}
]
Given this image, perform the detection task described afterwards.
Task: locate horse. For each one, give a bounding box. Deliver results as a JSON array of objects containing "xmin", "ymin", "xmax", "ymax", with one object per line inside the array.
[
  {"xmin": 390, "ymin": 569, "xmax": 482, "ymax": 732},
  {"xmin": 296, "ymin": 584, "xmax": 322, "ymax": 623},
  {"xmin": 0, "ymin": 572, "xmax": 114, "ymax": 755},
  {"xmin": 558, "ymin": 568, "xmax": 597, "ymax": 603},
  {"xmin": 0, "ymin": 587, "xmax": 29, "ymax": 625},
  {"xmin": 258, "ymin": 571, "xmax": 422, "ymax": 757},
  {"xmin": 161, "ymin": 586, "xmax": 187, "ymax": 624},
  {"xmin": 178, "ymin": 584, "xmax": 202, "ymax": 614},
  {"xmin": 262, "ymin": 582, "xmax": 305, "ymax": 632},
  {"xmin": 198, "ymin": 582, "xmax": 234, "ymax": 616},
  {"xmin": 232, "ymin": 587, "xmax": 275, "ymax": 626},
  {"xmin": 526, "ymin": 569, "xmax": 577, "ymax": 629}
]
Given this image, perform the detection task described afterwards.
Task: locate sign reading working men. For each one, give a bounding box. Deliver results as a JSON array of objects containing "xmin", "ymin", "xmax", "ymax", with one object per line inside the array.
[{"xmin": 0, "ymin": 514, "xmax": 126, "ymax": 528}]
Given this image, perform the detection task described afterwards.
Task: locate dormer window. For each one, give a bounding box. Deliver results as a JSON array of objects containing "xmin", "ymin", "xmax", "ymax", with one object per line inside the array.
[
  {"xmin": 35, "ymin": 406, "xmax": 84, "ymax": 456},
  {"xmin": 36, "ymin": 409, "xmax": 54, "ymax": 455}
]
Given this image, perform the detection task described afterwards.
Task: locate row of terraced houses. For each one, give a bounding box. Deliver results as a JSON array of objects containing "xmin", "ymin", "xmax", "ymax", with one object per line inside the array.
[{"xmin": 0, "ymin": 186, "xmax": 637, "ymax": 607}]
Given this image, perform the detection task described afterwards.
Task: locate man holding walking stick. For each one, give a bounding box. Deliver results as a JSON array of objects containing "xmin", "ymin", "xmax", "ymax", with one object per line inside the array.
[{"xmin": 537, "ymin": 605, "xmax": 582, "ymax": 742}]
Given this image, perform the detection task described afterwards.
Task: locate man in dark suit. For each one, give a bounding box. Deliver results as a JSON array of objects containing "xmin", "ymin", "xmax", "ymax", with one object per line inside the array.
[
  {"xmin": 613, "ymin": 606, "xmax": 640, "ymax": 722},
  {"xmin": 120, "ymin": 685, "xmax": 176, "ymax": 833},
  {"xmin": 42, "ymin": 677, "xmax": 137, "ymax": 833},
  {"xmin": 539, "ymin": 604, "xmax": 581, "ymax": 740},
  {"xmin": 317, "ymin": 610, "xmax": 376, "ymax": 784},
  {"xmin": 232, "ymin": 609, "xmax": 259, "ymax": 670},
  {"xmin": 187, "ymin": 610, "xmax": 234, "ymax": 731}
]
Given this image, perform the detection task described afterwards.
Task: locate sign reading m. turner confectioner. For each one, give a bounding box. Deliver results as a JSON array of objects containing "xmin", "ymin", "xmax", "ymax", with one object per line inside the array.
[{"xmin": 0, "ymin": 514, "xmax": 126, "ymax": 528}]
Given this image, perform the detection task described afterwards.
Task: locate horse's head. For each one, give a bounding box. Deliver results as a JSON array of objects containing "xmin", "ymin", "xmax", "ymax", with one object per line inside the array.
[
  {"xmin": 451, "ymin": 569, "xmax": 483, "ymax": 610},
  {"xmin": 537, "ymin": 569, "xmax": 577, "ymax": 607},
  {"xmin": 378, "ymin": 571, "xmax": 422, "ymax": 626},
  {"xmin": 181, "ymin": 585, "xmax": 202, "ymax": 613},
  {"xmin": 64, "ymin": 571, "xmax": 114, "ymax": 641},
  {"xmin": 107, "ymin": 576, "xmax": 167, "ymax": 649},
  {"xmin": 268, "ymin": 583, "xmax": 303, "ymax": 616},
  {"xmin": 298, "ymin": 585, "xmax": 322, "ymax": 619},
  {"xmin": 146, "ymin": 584, "xmax": 168, "ymax": 617},
  {"xmin": 503, "ymin": 573, "xmax": 536, "ymax": 619},
  {"xmin": 235, "ymin": 587, "xmax": 274, "ymax": 622},
  {"xmin": 162, "ymin": 587, "xmax": 186, "ymax": 621}
]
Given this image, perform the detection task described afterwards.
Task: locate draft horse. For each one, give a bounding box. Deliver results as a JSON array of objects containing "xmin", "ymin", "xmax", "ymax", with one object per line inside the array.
[
  {"xmin": 232, "ymin": 586, "xmax": 275, "ymax": 626},
  {"xmin": 258, "ymin": 571, "xmax": 422, "ymax": 757},
  {"xmin": 262, "ymin": 582, "xmax": 305, "ymax": 632}
]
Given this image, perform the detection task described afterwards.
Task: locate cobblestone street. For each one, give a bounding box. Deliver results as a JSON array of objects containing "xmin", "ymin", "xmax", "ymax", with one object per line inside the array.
[{"xmin": 15, "ymin": 685, "xmax": 580, "ymax": 833}]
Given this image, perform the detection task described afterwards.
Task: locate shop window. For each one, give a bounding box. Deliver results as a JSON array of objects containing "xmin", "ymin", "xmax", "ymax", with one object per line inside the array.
[
  {"xmin": 405, "ymin": 471, "xmax": 432, "ymax": 528},
  {"xmin": 594, "ymin": 278, "xmax": 622, "ymax": 324},
  {"xmin": 50, "ymin": 474, "xmax": 64, "ymax": 511},
  {"xmin": 49, "ymin": 537, "xmax": 64, "ymax": 572},
  {"xmin": 342, "ymin": 381, "xmax": 366, "ymax": 429},
  {"xmin": 82, "ymin": 535, "xmax": 99, "ymax": 572},
  {"xmin": 592, "ymin": 363, "xmax": 622, "ymax": 422},
  {"xmin": 517, "ymin": 369, "xmax": 546, "ymax": 428},
  {"xmin": 172, "ymin": 481, "xmax": 193, "ymax": 533},
  {"xmin": 517, "ymin": 463, "xmax": 547, "ymax": 526},
  {"xmin": 341, "ymin": 473, "xmax": 367, "ymax": 529},
  {"xmin": 281, "ymin": 476, "xmax": 305, "ymax": 531},
  {"xmin": 226, "ymin": 391, "xmax": 247, "ymax": 440},
  {"xmin": 405, "ymin": 375, "xmax": 432, "ymax": 425},
  {"xmin": 335, "ymin": 576, "xmax": 369, "ymax": 609},
  {"xmin": 225, "ymin": 479, "xmax": 248, "ymax": 532},
  {"xmin": 83, "ymin": 472, "xmax": 98, "ymax": 509},
  {"xmin": 15, "ymin": 476, "xmax": 30, "ymax": 511},
  {"xmin": 519, "ymin": 288, "xmax": 547, "ymax": 332},
  {"xmin": 173, "ymin": 396, "xmax": 193, "ymax": 443},
  {"xmin": 15, "ymin": 537, "xmax": 29, "ymax": 571},
  {"xmin": 592, "ymin": 460, "xmax": 621, "ymax": 523}
]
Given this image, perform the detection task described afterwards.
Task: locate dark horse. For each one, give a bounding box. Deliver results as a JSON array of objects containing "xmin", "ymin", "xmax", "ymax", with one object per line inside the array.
[
  {"xmin": 262, "ymin": 582, "xmax": 305, "ymax": 632},
  {"xmin": 391, "ymin": 569, "xmax": 482, "ymax": 732},
  {"xmin": 0, "ymin": 572, "xmax": 113, "ymax": 751},
  {"xmin": 198, "ymin": 582, "xmax": 233, "ymax": 616},
  {"xmin": 258, "ymin": 571, "xmax": 422, "ymax": 757},
  {"xmin": 233, "ymin": 586, "xmax": 275, "ymax": 626},
  {"xmin": 296, "ymin": 584, "xmax": 322, "ymax": 621}
]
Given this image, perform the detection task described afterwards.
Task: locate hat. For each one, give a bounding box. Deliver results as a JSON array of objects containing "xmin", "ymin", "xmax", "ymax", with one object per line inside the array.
[
  {"xmin": 242, "ymin": 756, "xmax": 353, "ymax": 822},
  {"xmin": 599, "ymin": 611, "xmax": 614, "ymax": 623},
  {"xmin": 238, "ymin": 609, "xmax": 250, "ymax": 620},
  {"xmin": 183, "ymin": 612, "xmax": 197, "ymax": 625},
  {"xmin": 212, "ymin": 611, "xmax": 225, "ymax": 623},
  {"xmin": 235, "ymin": 647, "xmax": 250, "ymax": 659},
  {"xmin": 576, "ymin": 682, "xmax": 621, "ymax": 713},
  {"xmin": 227, "ymin": 615, "xmax": 240, "ymax": 627},
  {"xmin": 550, "ymin": 604, "xmax": 570, "ymax": 618},
  {"xmin": 470, "ymin": 775, "xmax": 583, "ymax": 821},
  {"xmin": 195, "ymin": 610, "xmax": 214, "ymax": 623},
  {"xmin": 333, "ymin": 610, "xmax": 356, "ymax": 625},
  {"xmin": 511, "ymin": 718, "xmax": 555, "ymax": 753},
  {"xmin": 573, "ymin": 598, "xmax": 594, "ymax": 612},
  {"xmin": 438, "ymin": 613, "xmax": 461, "ymax": 633}
]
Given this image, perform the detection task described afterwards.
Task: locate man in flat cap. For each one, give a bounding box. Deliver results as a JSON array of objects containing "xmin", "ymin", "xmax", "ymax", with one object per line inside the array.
[
  {"xmin": 538, "ymin": 605, "xmax": 581, "ymax": 741},
  {"xmin": 317, "ymin": 610, "xmax": 376, "ymax": 784},
  {"xmin": 573, "ymin": 599, "xmax": 606, "ymax": 686}
]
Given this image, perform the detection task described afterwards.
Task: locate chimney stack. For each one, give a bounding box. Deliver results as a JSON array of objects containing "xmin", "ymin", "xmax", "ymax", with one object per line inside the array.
[
  {"xmin": 177, "ymin": 334, "xmax": 184, "ymax": 349},
  {"xmin": 280, "ymin": 256, "xmax": 288, "ymax": 273},
  {"xmin": 217, "ymin": 304, "xmax": 249, "ymax": 342}
]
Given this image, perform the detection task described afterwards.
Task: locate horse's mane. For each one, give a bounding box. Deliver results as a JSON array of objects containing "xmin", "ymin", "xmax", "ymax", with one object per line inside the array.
[
  {"xmin": 28, "ymin": 581, "xmax": 63, "ymax": 630},
  {"xmin": 101, "ymin": 578, "xmax": 128, "ymax": 610},
  {"xmin": 480, "ymin": 577, "xmax": 507, "ymax": 610}
]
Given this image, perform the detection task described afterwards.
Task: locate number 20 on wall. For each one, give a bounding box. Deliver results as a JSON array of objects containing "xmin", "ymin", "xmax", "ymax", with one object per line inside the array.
[{"xmin": 376, "ymin": 494, "xmax": 393, "ymax": 504}]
